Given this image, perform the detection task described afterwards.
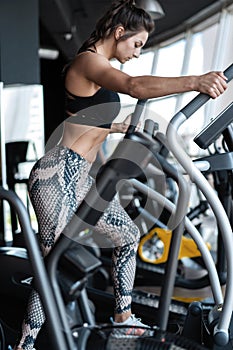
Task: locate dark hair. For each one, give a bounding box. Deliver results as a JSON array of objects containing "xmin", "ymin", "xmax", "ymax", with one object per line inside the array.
[{"xmin": 78, "ymin": 0, "xmax": 155, "ymax": 53}]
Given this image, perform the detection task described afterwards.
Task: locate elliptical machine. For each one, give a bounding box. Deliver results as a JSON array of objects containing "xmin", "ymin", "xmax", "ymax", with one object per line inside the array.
[
  {"xmin": 0, "ymin": 98, "xmax": 207, "ymax": 350},
  {"xmin": 1, "ymin": 63, "xmax": 233, "ymax": 350},
  {"xmin": 42, "ymin": 62, "xmax": 233, "ymax": 349}
]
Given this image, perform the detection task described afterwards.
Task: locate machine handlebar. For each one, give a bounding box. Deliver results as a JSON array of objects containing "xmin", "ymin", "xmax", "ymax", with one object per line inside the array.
[{"xmin": 181, "ymin": 63, "xmax": 233, "ymax": 119}]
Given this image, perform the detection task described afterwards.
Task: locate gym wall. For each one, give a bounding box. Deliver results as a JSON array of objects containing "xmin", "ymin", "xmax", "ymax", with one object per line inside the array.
[{"xmin": 0, "ymin": 0, "xmax": 40, "ymax": 85}]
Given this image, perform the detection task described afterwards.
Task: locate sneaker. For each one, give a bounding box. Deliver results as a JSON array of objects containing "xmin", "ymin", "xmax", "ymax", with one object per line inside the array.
[{"xmin": 109, "ymin": 314, "xmax": 153, "ymax": 338}]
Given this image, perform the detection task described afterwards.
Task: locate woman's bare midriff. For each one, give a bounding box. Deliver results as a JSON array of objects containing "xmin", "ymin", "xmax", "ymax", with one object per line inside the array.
[{"xmin": 60, "ymin": 122, "xmax": 110, "ymax": 163}]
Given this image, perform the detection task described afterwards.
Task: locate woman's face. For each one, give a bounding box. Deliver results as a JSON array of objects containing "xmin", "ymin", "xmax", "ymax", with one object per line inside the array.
[{"xmin": 115, "ymin": 30, "xmax": 149, "ymax": 64}]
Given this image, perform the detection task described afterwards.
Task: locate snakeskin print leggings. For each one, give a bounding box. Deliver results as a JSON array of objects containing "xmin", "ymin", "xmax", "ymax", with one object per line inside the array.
[{"xmin": 16, "ymin": 145, "xmax": 140, "ymax": 349}]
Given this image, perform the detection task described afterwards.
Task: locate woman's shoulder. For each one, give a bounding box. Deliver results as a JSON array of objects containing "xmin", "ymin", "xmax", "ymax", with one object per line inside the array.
[
  {"xmin": 74, "ymin": 50, "xmax": 110, "ymax": 66},
  {"xmin": 69, "ymin": 52, "xmax": 111, "ymax": 80}
]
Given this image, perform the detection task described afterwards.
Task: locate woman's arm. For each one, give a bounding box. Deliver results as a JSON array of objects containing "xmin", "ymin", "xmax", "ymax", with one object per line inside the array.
[{"xmin": 70, "ymin": 52, "xmax": 228, "ymax": 100}]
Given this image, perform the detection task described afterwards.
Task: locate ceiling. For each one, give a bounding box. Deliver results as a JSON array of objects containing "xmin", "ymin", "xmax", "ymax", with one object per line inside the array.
[{"xmin": 39, "ymin": 0, "xmax": 232, "ymax": 61}]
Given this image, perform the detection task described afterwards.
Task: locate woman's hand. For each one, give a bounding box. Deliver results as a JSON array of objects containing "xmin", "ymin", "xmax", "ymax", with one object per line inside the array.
[
  {"xmin": 110, "ymin": 114, "xmax": 141, "ymax": 133},
  {"xmin": 194, "ymin": 71, "xmax": 228, "ymax": 98}
]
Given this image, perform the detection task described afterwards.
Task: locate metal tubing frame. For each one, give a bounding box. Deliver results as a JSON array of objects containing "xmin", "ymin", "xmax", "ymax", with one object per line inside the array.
[
  {"xmin": 0, "ymin": 187, "xmax": 68, "ymax": 350},
  {"xmin": 167, "ymin": 113, "xmax": 233, "ymax": 346},
  {"xmin": 128, "ymin": 177, "xmax": 223, "ymax": 305}
]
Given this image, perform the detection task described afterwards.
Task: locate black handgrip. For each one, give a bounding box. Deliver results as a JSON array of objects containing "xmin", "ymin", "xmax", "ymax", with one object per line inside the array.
[
  {"xmin": 127, "ymin": 99, "xmax": 147, "ymax": 134},
  {"xmin": 181, "ymin": 63, "xmax": 233, "ymax": 119},
  {"xmin": 144, "ymin": 119, "xmax": 157, "ymax": 136}
]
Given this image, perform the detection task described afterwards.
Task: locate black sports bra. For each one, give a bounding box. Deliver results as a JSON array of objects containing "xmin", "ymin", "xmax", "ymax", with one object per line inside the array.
[{"xmin": 64, "ymin": 49, "xmax": 121, "ymax": 129}]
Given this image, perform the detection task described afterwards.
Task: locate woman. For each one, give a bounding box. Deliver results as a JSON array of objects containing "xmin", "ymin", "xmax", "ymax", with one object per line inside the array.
[{"xmin": 14, "ymin": 0, "xmax": 227, "ymax": 349}]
